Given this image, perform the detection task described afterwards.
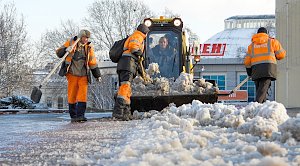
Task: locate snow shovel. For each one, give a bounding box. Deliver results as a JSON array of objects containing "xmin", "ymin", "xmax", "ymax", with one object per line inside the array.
[
  {"xmin": 217, "ymin": 76, "xmax": 250, "ymax": 96},
  {"xmin": 30, "ymin": 38, "xmax": 80, "ymax": 103}
]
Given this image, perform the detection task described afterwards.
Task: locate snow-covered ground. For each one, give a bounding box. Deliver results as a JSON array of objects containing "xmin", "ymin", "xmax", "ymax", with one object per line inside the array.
[{"xmin": 0, "ymin": 101, "xmax": 299, "ymax": 165}]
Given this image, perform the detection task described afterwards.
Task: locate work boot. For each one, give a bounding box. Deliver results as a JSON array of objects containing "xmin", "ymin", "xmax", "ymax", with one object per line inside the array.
[
  {"xmin": 72, "ymin": 102, "xmax": 87, "ymax": 122},
  {"xmin": 68, "ymin": 103, "xmax": 76, "ymax": 120},
  {"xmin": 112, "ymin": 98, "xmax": 126, "ymax": 120},
  {"xmin": 71, "ymin": 117, "xmax": 87, "ymax": 123},
  {"xmin": 123, "ymin": 104, "xmax": 133, "ymax": 121}
]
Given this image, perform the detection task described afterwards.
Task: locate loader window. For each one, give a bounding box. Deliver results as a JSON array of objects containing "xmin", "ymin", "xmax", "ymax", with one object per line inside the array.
[{"xmin": 146, "ymin": 31, "xmax": 180, "ymax": 78}]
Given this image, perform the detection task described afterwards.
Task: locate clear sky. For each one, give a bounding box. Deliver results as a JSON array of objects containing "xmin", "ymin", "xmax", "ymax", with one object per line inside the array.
[{"xmin": 2, "ymin": 0, "xmax": 275, "ymax": 42}]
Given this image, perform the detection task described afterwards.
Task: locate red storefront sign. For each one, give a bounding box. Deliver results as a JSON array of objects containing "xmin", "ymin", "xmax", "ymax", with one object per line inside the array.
[{"xmin": 200, "ymin": 43, "xmax": 226, "ymax": 56}]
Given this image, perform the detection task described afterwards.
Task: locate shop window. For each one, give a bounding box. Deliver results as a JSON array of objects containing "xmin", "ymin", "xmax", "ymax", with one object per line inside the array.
[
  {"xmin": 203, "ymin": 75, "xmax": 226, "ymax": 90},
  {"xmin": 239, "ymin": 75, "xmax": 256, "ymax": 102}
]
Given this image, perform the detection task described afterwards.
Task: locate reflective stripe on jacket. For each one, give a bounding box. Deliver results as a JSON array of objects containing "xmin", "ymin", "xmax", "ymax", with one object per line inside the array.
[
  {"xmin": 122, "ymin": 30, "xmax": 146, "ymax": 59},
  {"xmin": 244, "ymin": 33, "xmax": 286, "ymax": 80}
]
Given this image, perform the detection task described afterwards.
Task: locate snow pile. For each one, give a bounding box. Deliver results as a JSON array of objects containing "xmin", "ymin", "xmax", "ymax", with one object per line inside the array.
[
  {"xmin": 279, "ymin": 116, "xmax": 300, "ymax": 142},
  {"xmin": 256, "ymin": 141, "xmax": 288, "ymax": 156},
  {"xmin": 170, "ymin": 72, "xmax": 216, "ymax": 95},
  {"xmin": 0, "ymin": 95, "xmax": 48, "ymax": 109},
  {"xmin": 146, "ymin": 63, "xmax": 160, "ymax": 76},
  {"xmin": 235, "ymin": 101, "xmax": 290, "ymax": 138},
  {"xmin": 237, "ymin": 116, "xmax": 278, "ymax": 138},
  {"xmin": 132, "ymin": 63, "xmax": 218, "ymax": 96},
  {"xmin": 135, "ymin": 100, "xmax": 295, "ymax": 141},
  {"xmin": 132, "ymin": 76, "xmax": 170, "ymax": 95},
  {"xmin": 106, "ymin": 100, "xmax": 298, "ymax": 165}
]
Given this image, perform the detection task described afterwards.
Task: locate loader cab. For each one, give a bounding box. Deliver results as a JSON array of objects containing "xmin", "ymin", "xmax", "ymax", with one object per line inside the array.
[{"xmin": 143, "ymin": 17, "xmax": 187, "ymax": 79}]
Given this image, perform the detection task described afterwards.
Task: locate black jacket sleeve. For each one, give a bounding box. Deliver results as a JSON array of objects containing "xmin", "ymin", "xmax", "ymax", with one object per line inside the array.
[
  {"xmin": 56, "ymin": 47, "xmax": 67, "ymax": 58},
  {"xmin": 91, "ymin": 67, "xmax": 101, "ymax": 78}
]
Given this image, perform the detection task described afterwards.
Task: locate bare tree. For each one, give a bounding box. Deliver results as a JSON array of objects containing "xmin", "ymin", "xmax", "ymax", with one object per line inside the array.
[
  {"xmin": 0, "ymin": 2, "xmax": 32, "ymax": 97},
  {"xmin": 84, "ymin": 0, "xmax": 153, "ymax": 51},
  {"xmin": 36, "ymin": 20, "xmax": 80, "ymax": 65},
  {"xmin": 236, "ymin": 46, "xmax": 247, "ymax": 60},
  {"xmin": 160, "ymin": 8, "xmax": 200, "ymax": 44},
  {"xmin": 161, "ymin": 8, "xmax": 180, "ymax": 18},
  {"xmin": 88, "ymin": 75, "xmax": 117, "ymax": 110}
]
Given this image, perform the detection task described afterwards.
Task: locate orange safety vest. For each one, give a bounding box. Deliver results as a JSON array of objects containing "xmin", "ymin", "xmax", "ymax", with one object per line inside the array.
[{"xmin": 244, "ymin": 33, "xmax": 285, "ymax": 68}]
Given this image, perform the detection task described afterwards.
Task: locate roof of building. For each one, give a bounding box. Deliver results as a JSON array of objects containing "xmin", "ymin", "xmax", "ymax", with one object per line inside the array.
[
  {"xmin": 225, "ymin": 15, "xmax": 275, "ymax": 20},
  {"xmin": 202, "ymin": 28, "xmax": 275, "ymax": 59}
]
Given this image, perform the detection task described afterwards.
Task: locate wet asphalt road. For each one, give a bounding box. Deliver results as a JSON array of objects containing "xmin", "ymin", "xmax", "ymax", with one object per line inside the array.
[{"xmin": 0, "ymin": 113, "xmax": 125, "ymax": 165}]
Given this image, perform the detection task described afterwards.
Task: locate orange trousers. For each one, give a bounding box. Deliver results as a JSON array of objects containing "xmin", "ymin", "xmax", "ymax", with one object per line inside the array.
[
  {"xmin": 117, "ymin": 82, "xmax": 131, "ymax": 104},
  {"xmin": 66, "ymin": 73, "xmax": 88, "ymax": 103}
]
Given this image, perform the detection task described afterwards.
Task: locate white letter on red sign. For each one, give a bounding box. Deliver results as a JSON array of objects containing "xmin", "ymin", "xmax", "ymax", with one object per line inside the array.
[
  {"xmin": 203, "ymin": 44, "xmax": 210, "ymax": 54},
  {"xmin": 212, "ymin": 44, "xmax": 222, "ymax": 53}
]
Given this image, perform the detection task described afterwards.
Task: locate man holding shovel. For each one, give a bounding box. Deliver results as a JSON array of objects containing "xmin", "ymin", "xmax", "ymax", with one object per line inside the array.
[
  {"xmin": 56, "ymin": 29, "xmax": 101, "ymax": 122},
  {"xmin": 244, "ymin": 27, "xmax": 286, "ymax": 103}
]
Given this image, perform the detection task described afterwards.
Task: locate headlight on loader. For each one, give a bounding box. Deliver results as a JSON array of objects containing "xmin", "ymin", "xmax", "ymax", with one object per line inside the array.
[
  {"xmin": 173, "ymin": 19, "xmax": 182, "ymax": 26},
  {"xmin": 144, "ymin": 19, "xmax": 152, "ymax": 27}
]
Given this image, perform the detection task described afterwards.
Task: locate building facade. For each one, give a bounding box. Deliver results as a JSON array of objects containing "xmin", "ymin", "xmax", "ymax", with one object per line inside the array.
[{"xmin": 276, "ymin": 0, "xmax": 300, "ymax": 108}]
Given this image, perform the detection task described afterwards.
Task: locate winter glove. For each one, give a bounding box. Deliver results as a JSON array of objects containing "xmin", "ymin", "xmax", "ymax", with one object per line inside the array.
[
  {"xmin": 91, "ymin": 67, "xmax": 101, "ymax": 78},
  {"xmin": 96, "ymin": 77, "xmax": 102, "ymax": 82},
  {"xmin": 246, "ymin": 68, "xmax": 252, "ymax": 77},
  {"xmin": 65, "ymin": 46, "xmax": 73, "ymax": 53},
  {"xmin": 132, "ymin": 50, "xmax": 143, "ymax": 57}
]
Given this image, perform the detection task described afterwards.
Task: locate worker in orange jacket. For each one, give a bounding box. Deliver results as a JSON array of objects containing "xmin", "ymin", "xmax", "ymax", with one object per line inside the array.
[
  {"xmin": 56, "ymin": 29, "xmax": 101, "ymax": 122},
  {"xmin": 244, "ymin": 27, "xmax": 286, "ymax": 103},
  {"xmin": 113, "ymin": 24, "xmax": 150, "ymax": 120}
]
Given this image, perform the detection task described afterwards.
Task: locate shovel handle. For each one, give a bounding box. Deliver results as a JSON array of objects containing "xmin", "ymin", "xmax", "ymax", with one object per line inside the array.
[
  {"xmin": 231, "ymin": 76, "xmax": 250, "ymax": 93},
  {"xmin": 40, "ymin": 38, "xmax": 80, "ymax": 87},
  {"xmin": 217, "ymin": 76, "xmax": 249, "ymax": 96}
]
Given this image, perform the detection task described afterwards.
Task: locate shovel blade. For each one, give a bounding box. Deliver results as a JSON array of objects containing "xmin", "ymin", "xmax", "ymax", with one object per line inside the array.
[{"xmin": 31, "ymin": 86, "xmax": 42, "ymax": 103}]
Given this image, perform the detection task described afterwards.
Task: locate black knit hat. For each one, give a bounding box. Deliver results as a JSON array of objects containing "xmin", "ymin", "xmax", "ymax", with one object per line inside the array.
[
  {"xmin": 137, "ymin": 24, "xmax": 150, "ymax": 35},
  {"xmin": 257, "ymin": 27, "xmax": 268, "ymax": 34}
]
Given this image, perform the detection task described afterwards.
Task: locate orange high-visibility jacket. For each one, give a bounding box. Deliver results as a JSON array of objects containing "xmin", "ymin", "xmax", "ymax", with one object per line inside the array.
[
  {"xmin": 56, "ymin": 38, "xmax": 98, "ymax": 71},
  {"xmin": 122, "ymin": 30, "xmax": 146, "ymax": 59},
  {"xmin": 244, "ymin": 33, "xmax": 286, "ymax": 80}
]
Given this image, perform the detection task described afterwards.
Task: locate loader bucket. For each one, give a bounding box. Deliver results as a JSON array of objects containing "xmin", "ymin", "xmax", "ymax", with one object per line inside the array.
[
  {"xmin": 30, "ymin": 86, "xmax": 42, "ymax": 103},
  {"xmin": 130, "ymin": 93, "xmax": 218, "ymax": 111}
]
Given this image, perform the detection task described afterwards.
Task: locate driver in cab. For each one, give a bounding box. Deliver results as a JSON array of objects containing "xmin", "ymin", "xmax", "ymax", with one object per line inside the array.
[{"xmin": 149, "ymin": 36, "xmax": 178, "ymax": 78}]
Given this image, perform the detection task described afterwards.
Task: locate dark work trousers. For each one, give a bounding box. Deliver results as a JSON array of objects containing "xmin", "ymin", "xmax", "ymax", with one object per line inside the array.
[
  {"xmin": 118, "ymin": 70, "xmax": 135, "ymax": 87},
  {"xmin": 254, "ymin": 78, "xmax": 272, "ymax": 103}
]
